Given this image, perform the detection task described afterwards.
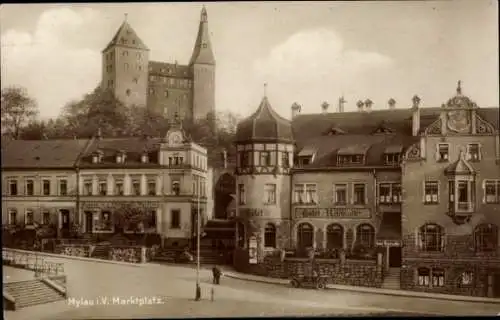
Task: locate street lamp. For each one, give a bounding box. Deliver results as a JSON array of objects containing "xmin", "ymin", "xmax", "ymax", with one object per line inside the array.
[{"xmin": 195, "ymin": 178, "xmax": 201, "ymax": 301}]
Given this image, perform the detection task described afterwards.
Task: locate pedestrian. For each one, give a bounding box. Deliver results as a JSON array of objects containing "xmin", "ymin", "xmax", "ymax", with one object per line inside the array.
[
  {"xmin": 211, "ymin": 266, "xmax": 218, "ymax": 284},
  {"xmin": 213, "ymin": 265, "xmax": 222, "ymax": 285}
]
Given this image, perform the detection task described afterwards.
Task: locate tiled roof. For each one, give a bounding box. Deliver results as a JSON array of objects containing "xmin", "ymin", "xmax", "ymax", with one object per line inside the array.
[
  {"xmin": 1, "ymin": 139, "xmax": 91, "ymax": 169},
  {"xmin": 148, "ymin": 61, "xmax": 192, "ymax": 79},
  {"xmin": 103, "ymin": 20, "xmax": 149, "ymax": 52},
  {"xmin": 445, "ymin": 156, "xmax": 476, "ymax": 175},
  {"xmin": 78, "ymin": 137, "xmax": 163, "ymax": 168},
  {"xmin": 189, "ymin": 7, "xmax": 215, "ymax": 65},
  {"xmin": 236, "ymin": 96, "xmax": 294, "ymax": 143}
]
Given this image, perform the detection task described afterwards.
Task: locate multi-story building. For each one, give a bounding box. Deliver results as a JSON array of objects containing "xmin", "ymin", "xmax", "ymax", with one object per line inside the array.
[
  {"xmin": 101, "ymin": 6, "xmax": 216, "ymax": 120},
  {"xmin": 234, "ymin": 82, "xmax": 499, "ymax": 297},
  {"xmin": 1, "ymin": 139, "xmax": 91, "ymax": 237},
  {"xmin": 1, "ymin": 118, "xmax": 213, "ymax": 247},
  {"xmin": 401, "ymin": 83, "xmax": 500, "ymax": 297}
]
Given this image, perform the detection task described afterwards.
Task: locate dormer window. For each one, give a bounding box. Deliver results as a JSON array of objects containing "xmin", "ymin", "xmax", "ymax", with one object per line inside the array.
[
  {"xmin": 141, "ymin": 153, "xmax": 149, "ymax": 163},
  {"xmin": 92, "ymin": 150, "xmax": 103, "ymax": 164},
  {"xmin": 337, "ymin": 154, "xmax": 364, "ymax": 165},
  {"xmin": 116, "ymin": 151, "xmax": 126, "ymax": 164},
  {"xmin": 297, "ymin": 147, "xmax": 316, "ymax": 167},
  {"xmin": 385, "ymin": 153, "xmax": 401, "ymax": 165},
  {"xmin": 337, "ymin": 145, "xmax": 369, "ymax": 166},
  {"xmin": 298, "ymin": 156, "xmax": 312, "ymax": 166}
]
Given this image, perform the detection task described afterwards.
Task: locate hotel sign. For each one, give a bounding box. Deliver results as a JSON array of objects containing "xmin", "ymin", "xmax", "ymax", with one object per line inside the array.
[
  {"xmin": 294, "ymin": 207, "xmax": 371, "ymax": 219},
  {"xmin": 82, "ymin": 201, "xmax": 159, "ymax": 210},
  {"xmin": 239, "ymin": 208, "xmax": 269, "ymax": 218},
  {"xmin": 376, "ymin": 240, "xmax": 401, "ymax": 247}
]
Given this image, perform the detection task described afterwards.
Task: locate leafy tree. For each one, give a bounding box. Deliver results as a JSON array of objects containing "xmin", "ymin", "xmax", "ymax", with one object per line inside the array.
[
  {"xmin": 1, "ymin": 86, "xmax": 38, "ymax": 139},
  {"xmin": 19, "ymin": 120, "xmax": 48, "ymax": 140}
]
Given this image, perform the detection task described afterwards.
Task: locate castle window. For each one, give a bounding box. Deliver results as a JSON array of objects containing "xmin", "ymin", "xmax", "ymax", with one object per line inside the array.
[
  {"xmin": 170, "ymin": 209, "xmax": 180, "ymax": 229},
  {"xmin": 42, "ymin": 179, "xmax": 51, "ymax": 195},
  {"xmin": 418, "ymin": 223, "xmax": 444, "ymax": 252},
  {"xmin": 147, "ymin": 179, "xmax": 157, "ymax": 196},
  {"xmin": 294, "ymin": 184, "xmax": 305, "ymax": 204},
  {"xmin": 378, "ymin": 183, "xmax": 402, "ymax": 204},
  {"xmin": 424, "ymin": 181, "xmax": 439, "ymax": 204},
  {"xmin": 8, "ymin": 179, "xmax": 18, "ymax": 196},
  {"xmin": 172, "ymin": 180, "xmax": 180, "ymax": 196},
  {"xmin": 114, "ymin": 179, "xmax": 124, "ymax": 196},
  {"xmin": 305, "ymin": 184, "xmax": 318, "ymax": 204},
  {"xmin": 42, "ymin": 210, "xmax": 50, "ymax": 225},
  {"xmin": 467, "ymin": 143, "xmax": 480, "ymax": 161},
  {"xmin": 188, "ymin": 81, "xmax": 192, "ymax": 89},
  {"xmin": 353, "ymin": 183, "xmax": 366, "ymax": 205},
  {"xmin": 264, "ymin": 184, "xmax": 276, "ymax": 205},
  {"xmin": 474, "ymin": 224, "xmax": 498, "ymax": 252},
  {"xmin": 132, "ymin": 179, "xmax": 141, "ymax": 195},
  {"xmin": 161, "ymin": 68, "xmax": 165, "ymax": 73},
  {"xmin": 132, "ymin": 40, "xmax": 136, "ymax": 45},
  {"xmin": 484, "ymin": 180, "xmax": 500, "ymax": 203},
  {"xmin": 126, "ymin": 89, "xmax": 131, "ymax": 96},
  {"xmin": 25, "ymin": 179, "xmax": 34, "ymax": 196},
  {"xmin": 98, "ymin": 180, "xmax": 107, "ymax": 196},
  {"xmin": 334, "ymin": 184, "xmax": 347, "ymax": 205},
  {"xmin": 8, "ymin": 209, "xmax": 17, "ymax": 225},
  {"xmin": 83, "ymin": 179, "xmax": 93, "ymax": 196},
  {"xmin": 437, "ymin": 143, "xmax": 449, "ymax": 162},
  {"xmin": 25, "ymin": 209, "xmax": 34, "ymax": 226},
  {"xmin": 169, "ymin": 78, "xmax": 174, "ymax": 86},
  {"xmin": 264, "ymin": 223, "xmax": 276, "ymax": 248},
  {"xmin": 356, "ymin": 224, "xmax": 375, "ymax": 248},
  {"xmin": 59, "ymin": 179, "xmax": 68, "ymax": 196}
]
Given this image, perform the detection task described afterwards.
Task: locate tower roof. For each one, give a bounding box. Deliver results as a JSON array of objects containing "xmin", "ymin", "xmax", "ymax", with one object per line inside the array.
[
  {"xmin": 103, "ymin": 17, "xmax": 149, "ymax": 52},
  {"xmin": 189, "ymin": 6, "xmax": 215, "ymax": 65},
  {"xmin": 236, "ymin": 95, "xmax": 294, "ymax": 144}
]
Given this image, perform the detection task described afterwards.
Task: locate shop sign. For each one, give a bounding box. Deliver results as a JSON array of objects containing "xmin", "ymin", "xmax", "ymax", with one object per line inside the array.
[
  {"xmin": 294, "ymin": 207, "xmax": 371, "ymax": 219},
  {"xmin": 376, "ymin": 239, "xmax": 401, "ymax": 247},
  {"xmin": 249, "ymin": 236, "xmax": 258, "ymax": 264},
  {"xmin": 240, "ymin": 208, "xmax": 267, "ymax": 218},
  {"xmin": 82, "ymin": 201, "xmax": 159, "ymax": 210}
]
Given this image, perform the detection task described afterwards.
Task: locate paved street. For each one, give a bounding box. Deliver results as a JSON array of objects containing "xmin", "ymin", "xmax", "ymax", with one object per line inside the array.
[{"xmin": 4, "ymin": 257, "xmax": 500, "ymax": 319}]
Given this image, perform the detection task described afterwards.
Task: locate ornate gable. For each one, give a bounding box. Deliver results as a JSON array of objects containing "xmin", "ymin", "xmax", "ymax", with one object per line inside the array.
[
  {"xmin": 475, "ymin": 114, "xmax": 496, "ymax": 134},
  {"xmin": 404, "ymin": 143, "xmax": 421, "ymax": 161},
  {"xmin": 424, "ymin": 118, "xmax": 442, "ymax": 135}
]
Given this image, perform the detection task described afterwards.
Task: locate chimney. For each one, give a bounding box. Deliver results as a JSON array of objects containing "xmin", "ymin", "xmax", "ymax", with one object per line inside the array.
[
  {"xmin": 337, "ymin": 96, "xmax": 346, "ymax": 113},
  {"xmin": 221, "ymin": 149, "xmax": 228, "ymax": 169},
  {"xmin": 411, "ymin": 95, "xmax": 421, "ymax": 136},
  {"xmin": 356, "ymin": 100, "xmax": 364, "ymax": 112},
  {"xmin": 96, "ymin": 127, "xmax": 102, "ymax": 140},
  {"xmin": 321, "ymin": 101, "xmax": 329, "ymax": 114},
  {"xmin": 291, "ymin": 102, "xmax": 301, "ymax": 119},
  {"xmin": 364, "ymin": 99, "xmax": 373, "ymax": 112},
  {"xmin": 388, "ymin": 98, "xmax": 396, "ymax": 109}
]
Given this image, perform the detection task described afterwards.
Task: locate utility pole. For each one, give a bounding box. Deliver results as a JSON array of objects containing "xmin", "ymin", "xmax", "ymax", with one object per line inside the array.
[{"xmin": 195, "ymin": 178, "xmax": 201, "ymax": 301}]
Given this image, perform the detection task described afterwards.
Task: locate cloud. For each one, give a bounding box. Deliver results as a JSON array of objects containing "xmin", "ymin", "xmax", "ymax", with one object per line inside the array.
[
  {"xmin": 251, "ymin": 28, "xmax": 394, "ymax": 116},
  {"xmin": 1, "ymin": 8, "xmax": 103, "ymax": 119}
]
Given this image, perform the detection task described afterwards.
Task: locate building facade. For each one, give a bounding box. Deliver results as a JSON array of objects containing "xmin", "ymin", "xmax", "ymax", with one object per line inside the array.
[
  {"xmin": 234, "ymin": 83, "xmax": 499, "ymax": 297},
  {"xmin": 1, "ymin": 120, "xmax": 213, "ymax": 247},
  {"xmin": 101, "ymin": 7, "xmax": 215, "ymax": 120}
]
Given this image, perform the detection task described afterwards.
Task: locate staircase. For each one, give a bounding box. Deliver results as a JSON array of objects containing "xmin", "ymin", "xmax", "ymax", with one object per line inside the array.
[
  {"xmin": 198, "ymin": 247, "xmax": 223, "ymax": 266},
  {"xmin": 382, "ymin": 267, "xmax": 401, "ymax": 290},
  {"xmin": 91, "ymin": 244, "xmax": 110, "ymax": 259},
  {"xmin": 4, "ymin": 279, "xmax": 65, "ymax": 309}
]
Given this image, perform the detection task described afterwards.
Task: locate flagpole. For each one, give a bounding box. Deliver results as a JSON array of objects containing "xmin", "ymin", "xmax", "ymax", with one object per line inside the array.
[{"xmin": 195, "ymin": 178, "xmax": 201, "ymax": 301}]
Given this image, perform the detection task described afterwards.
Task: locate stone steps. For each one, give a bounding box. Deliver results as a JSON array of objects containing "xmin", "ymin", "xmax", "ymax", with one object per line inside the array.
[
  {"xmin": 4, "ymin": 280, "xmax": 65, "ymax": 309},
  {"xmin": 382, "ymin": 268, "xmax": 401, "ymax": 289}
]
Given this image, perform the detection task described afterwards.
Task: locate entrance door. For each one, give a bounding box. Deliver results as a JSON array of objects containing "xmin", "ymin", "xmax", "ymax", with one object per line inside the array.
[
  {"xmin": 493, "ymin": 273, "xmax": 500, "ymax": 298},
  {"xmin": 389, "ymin": 247, "xmax": 402, "ymax": 267},
  {"xmin": 60, "ymin": 209, "xmax": 70, "ymax": 237},
  {"xmin": 85, "ymin": 211, "xmax": 93, "ymax": 233}
]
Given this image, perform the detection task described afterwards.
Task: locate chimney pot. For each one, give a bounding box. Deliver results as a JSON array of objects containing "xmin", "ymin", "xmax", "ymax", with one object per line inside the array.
[
  {"xmin": 291, "ymin": 102, "xmax": 301, "ymax": 118},
  {"xmin": 412, "ymin": 95, "xmax": 421, "ymax": 109},
  {"xmin": 388, "ymin": 98, "xmax": 396, "ymax": 109},
  {"xmin": 364, "ymin": 99, "xmax": 373, "ymax": 112},
  {"xmin": 356, "ymin": 100, "xmax": 364, "ymax": 111},
  {"xmin": 321, "ymin": 101, "xmax": 329, "ymax": 114}
]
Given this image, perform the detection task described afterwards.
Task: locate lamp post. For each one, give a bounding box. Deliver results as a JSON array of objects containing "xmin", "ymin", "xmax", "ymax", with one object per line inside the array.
[{"xmin": 195, "ymin": 178, "xmax": 201, "ymax": 301}]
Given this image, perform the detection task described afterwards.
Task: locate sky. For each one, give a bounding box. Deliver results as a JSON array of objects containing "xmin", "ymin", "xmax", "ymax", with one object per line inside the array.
[{"xmin": 1, "ymin": 1, "xmax": 498, "ymax": 120}]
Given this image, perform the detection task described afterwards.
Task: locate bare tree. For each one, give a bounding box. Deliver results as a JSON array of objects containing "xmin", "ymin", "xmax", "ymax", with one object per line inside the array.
[{"xmin": 1, "ymin": 86, "xmax": 38, "ymax": 139}]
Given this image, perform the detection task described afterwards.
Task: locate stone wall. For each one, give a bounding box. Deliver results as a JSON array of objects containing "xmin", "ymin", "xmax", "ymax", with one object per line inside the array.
[
  {"xmin": 108, "ymin": 246, "xmax": 147, "ymax": 263},
  {"xmin": 57, "ymin": 245, "xmax": 91, "ymax": 258}
]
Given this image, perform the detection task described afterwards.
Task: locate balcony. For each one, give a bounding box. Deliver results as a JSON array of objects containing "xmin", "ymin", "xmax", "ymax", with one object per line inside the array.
[{"xmin": 447, "ymin": 201, "xmax": 475, "ymax": 225}]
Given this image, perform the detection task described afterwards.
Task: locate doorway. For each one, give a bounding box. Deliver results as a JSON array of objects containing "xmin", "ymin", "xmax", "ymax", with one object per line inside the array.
[
  {"xmin": 389, "ymin": 247, "xmax": 402, "ymax": 267},
  {"xmin": 493, "ymin": 273, "xmax": 500, "ymax": 298},
  {"xmin": 85, "ymin": 211, "xmax": 93, "ymax": 233}
]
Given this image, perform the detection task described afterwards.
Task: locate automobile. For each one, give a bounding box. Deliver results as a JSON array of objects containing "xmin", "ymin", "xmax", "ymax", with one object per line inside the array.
[{"xmin": 290, "ymin": 275, "xmax": 329, "ymax": 289}]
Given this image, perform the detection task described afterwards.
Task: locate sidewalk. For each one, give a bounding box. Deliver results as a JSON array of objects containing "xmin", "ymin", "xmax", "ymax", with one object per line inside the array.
[{"xmin": 222, "ymin": 268, "xmax": 500, "ymax": 304}]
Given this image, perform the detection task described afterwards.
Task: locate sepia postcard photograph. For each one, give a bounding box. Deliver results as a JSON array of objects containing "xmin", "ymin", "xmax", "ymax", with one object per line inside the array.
[{"xmin": 1, "ymin": 1, "xmax": 499, "ymax": 319}]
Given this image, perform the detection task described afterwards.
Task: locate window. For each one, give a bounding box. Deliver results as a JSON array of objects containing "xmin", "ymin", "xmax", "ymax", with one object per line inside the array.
[
  {"xmin": 25, "ymin": 210, "xmax": 34, "ymax": 225},
  {"xmin": 305, "ymin": 184, "xmax": 317, "ymax": 204},
  {"xmin": 26, "ymin": 179, "xmax": 34, "ymax": 196},
  {"xmin": 385, "ymin": 153, "xmax": 401, "ymax": 165},
  {"xmin": 264, "ymin": 184, "xmax": 276, "ymax": 204},
  {"xmin": 437, "ymin": 144, "xmax": 449, "ymax": 162},
  {"xmin": 98, "ymin": 180, "xmax": 107, "ymax": 196},
  {"xmin": 41, "ymin": 179, "xmax": 50, "ymax": 195},
  {"xmin": 164, "ymin": 90, "xmax": 169, "ymax": 98},
  {"xmin": 418, "ymin": 268, "xmax": 430, "ymax": 286},
  {"xmin": 326, "ymin": 224, "xmax": 344, "ymax": 249},
  {"xmin": 149, "ymin": 88, "xmax": 155, "ymax": 95},
  {"xmin": 337, "ymin": 155, "xmax": 364, "ymax": 165},
  {"xmin": 100, "ymin": 211, "xmax": 113, "ymax": 231},
  {"xmin": 297, "ymin": 223, "xmax": 314, "ymax": 249},
  {"xmin": 353, "ymin": 184, "xmax": 366, "ymax": 205},
  {"xmin": 238, "ymin": 184, "xmax": 246, "ymax": 205},
  {"xmin": 8, "ymin": 179, "xmax": 18, "ymax": 196},
  {"xmin": 334, "ymin": 184, "xmax": 347, "ymax": 205},
  {"xmin": 124, "ymin": 63, "xmax": 129, "ymax": 70},
  {"xmin": 461, "ymin": 271, "xmax": 473, "ymax": 285},
  {"xmin": 281, "ymin": 152, "xmax": 289, "ymax": 168},
  {"xmin": 8, "ymin": 209, "xmax": 17, "ymax": 225},
  {"xmin": 59, "ymin": 179, "xmax": 67, "ymax": 196},
  {"xmin": 467, "ymin": 143, "xmax": 480, "ymax": 161},
  {"xmin": 171, "ymin": 209, "xmax": 180, "ymax": 229},
  {"xmin": 356, "ymin": 224, "xmax": 375, "ymax": 248},
  {"xmin": 474, "ymin": 224, "xmax": 498, "ymax": 252},
  {"xmin": 84, "ymin": 179, "xmax": 92, "ymax": 195},
  {"xmin": 419, "ymin": 223, "xmax": 444, "ymax": 252},
  {"xmin": 136, "ymin": 52, "xmax": 142, "ymax": 60},
  {"xmin": 294, "ymin": 184, "xmax": 305, "ymax": 203},
  {"xmin": 126, "ymin": 89, "xmax": 131, "ymax": 96},
  {"xmin": 141, "ymin": 153, "xmax": 149, "ymax": 164},
  {"xmin": 147, "ymin": 179, "xmax": 156, "ymax": 196},
  {"xmin": 114, "ymin": 179, "xmax": 124, "ymax": 195},
  {"xmin": 432, "ymin": 269, "xmax": 445, "ymax": 287},
  {"xmin": 298, "ymin": 156, "xmax": 311, "ymax": 166},
  {"xmin": 484, "ymin": 180, "xmax": 500, "ymax": 204},
  {"xmin": 379, "ymin": 183, "xmax": 402, "ymax": 204},
  {"xmin": 42, "ymin": 210, "xmax": 50, "ymax": 225},
  {"xmin": 424, "ymin": 181, "xmax": 439, "ymax": 204},
  {"xmin": 172, "ymin": 180, "xmax": 180, "ymax": 196},
  {"xmin": 122, "ymin": 50, "xmax": 128, "ymax": 56},
  {"xmin": 146, "ymin": 210, "xmax": 157, "ymax": 229},
  {"xmin": 264, "ymin": 223, "xmax": 276, "ymax": 248},
  {"xmin": 132, "ymin": 179, "xmax": 141, "ymax": 195},
  {"xmin": 260, "ymin": 151, "xmax": 271, "ymax": 166},
  {"xmin": 457, "ymin": 180, "xmax": 470, "ymax": 207}
]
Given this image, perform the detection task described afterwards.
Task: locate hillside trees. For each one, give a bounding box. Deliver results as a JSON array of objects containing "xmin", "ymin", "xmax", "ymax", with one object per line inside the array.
[{"xmin": 1, "ymin": 86, "xmax": 38, "ymax": 139}]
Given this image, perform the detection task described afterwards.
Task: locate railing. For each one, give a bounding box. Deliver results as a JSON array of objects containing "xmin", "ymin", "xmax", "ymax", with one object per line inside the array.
[{"xmin": 2, "ymin": 248, "xmax": 65, "ymax": 277}]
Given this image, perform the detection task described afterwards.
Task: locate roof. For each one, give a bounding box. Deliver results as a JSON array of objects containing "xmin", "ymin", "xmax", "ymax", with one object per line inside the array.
[
  {"xmin": 236, "ymin": 96, "xmax": 294, "ymax": 143},
  {"xmin": 148, "ymin": 61, "xmax": 192, "ymax": 79},
  {"xmin": 78, "ymin": 137, "xmax": 163, "ymax": 168},
  {"xmin": 189, "ymin": 7, "xmax": 215, "ymax": 65},
  {"xmin": 103, "ymin": 20, "xmax": 149, "ymax": 52},
  {"xmin": 445, "ymin": 152, "xmax": 476, "ymax": 175},
  {"xmin": 337, "ymin": 144, "xmax": 370, "ymax": 155},
  {"xmin": 1, "ymin": 139, "xmax": 91, "ymax": 169}
]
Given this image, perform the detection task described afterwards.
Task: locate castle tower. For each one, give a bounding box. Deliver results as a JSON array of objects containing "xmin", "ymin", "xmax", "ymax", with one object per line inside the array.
[
  {"xmin": 190, "ymin": 6, "xmax": 216, "ymax": 120},
  {"xmin": 101, "ymin": 14, "xmax": 149, "ymax": 107},
  {"xmin": 234, "ymin": 90, "xmax": 295, "ymax": 263}
]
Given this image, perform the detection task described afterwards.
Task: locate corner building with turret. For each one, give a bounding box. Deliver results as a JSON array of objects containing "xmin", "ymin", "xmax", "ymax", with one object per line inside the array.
[
  {"xmin": 101, "ymin": 7, "xmax": 215, "ymax": 120},
  {"xmin": 234, "ymin": 83, "xmax": 500, "ymax": 298}
]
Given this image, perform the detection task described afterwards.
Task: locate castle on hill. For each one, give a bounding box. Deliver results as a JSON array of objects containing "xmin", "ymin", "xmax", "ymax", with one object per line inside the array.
[{"xmin": 100, "ymin": 7, "xmax": 215, "ymax": 121}]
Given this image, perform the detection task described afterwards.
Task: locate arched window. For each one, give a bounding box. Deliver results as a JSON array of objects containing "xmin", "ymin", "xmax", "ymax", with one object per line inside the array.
[
  {"xmin": 264, "ymin": 223, "xmax": 276, "ymax": 248},
  {"xmin": 356, "ymin": 224, "xmax": 375, "ymax": 248},
  {"xmin": 326, "ymin": 224, "xmax": 344, "ymax": 249},
  {"xmin": 297, "ymin": 223, "xmax": 314, "ymax": 249},
  {"xmin": 474, "ymin": 224, "xmax": 498, "ymax": 252},
  {"xmin": 419, "ymin": 223, "xmax": 444, "ymax": 252},
  {"xmin": 237, "ymin": 222, "xmax": 245, "ymax": 248}
]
